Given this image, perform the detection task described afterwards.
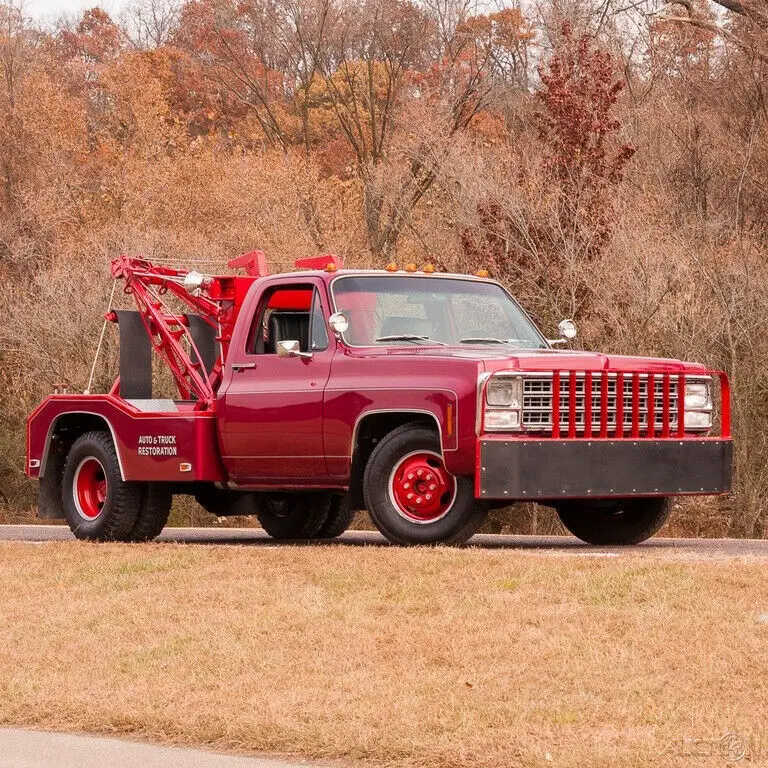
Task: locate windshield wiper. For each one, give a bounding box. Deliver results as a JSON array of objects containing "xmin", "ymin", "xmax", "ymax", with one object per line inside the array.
[
  {"xmin": 459, "ymin": 337, "xmax": 512, "ymax": 345},
  {"xmin": 376, "ymin": 334, "xmax": 447, "ymax": 346}
]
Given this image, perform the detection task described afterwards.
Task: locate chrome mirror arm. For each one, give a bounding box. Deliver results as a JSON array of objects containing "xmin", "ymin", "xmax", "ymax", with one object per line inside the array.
[{"xmin": 277, "ymin": 340, "xmax": 313, "ymax": 359}]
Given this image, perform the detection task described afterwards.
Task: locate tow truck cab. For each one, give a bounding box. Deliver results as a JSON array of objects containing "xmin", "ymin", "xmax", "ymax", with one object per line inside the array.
[{"xmin": 26, "ymin": 258, "xmax": 733, "ymax": 546}]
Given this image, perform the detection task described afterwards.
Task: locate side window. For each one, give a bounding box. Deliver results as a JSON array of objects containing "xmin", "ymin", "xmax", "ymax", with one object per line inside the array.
[
  {"xmin": 248, "ymin": 284, "xmax": 314, "ymax": 354},
  {"xmin": 309, "ymin": 288, "xmax": 329, "ymax": 352}
]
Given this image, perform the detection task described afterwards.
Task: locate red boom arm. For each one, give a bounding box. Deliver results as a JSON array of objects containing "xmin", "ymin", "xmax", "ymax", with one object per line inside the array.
[{"xmin": 109, "ymin": 255, "xmax": 262, "ymax": 409}]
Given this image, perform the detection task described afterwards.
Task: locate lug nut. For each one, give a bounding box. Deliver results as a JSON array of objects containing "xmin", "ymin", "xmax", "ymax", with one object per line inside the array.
[
  {"xmin": 403, "ymin": 482, "xmax": 410, "ymax": 489},
  {"xmin": 429, "ymin": 483, "xmax": 436, "ymax": 491}
]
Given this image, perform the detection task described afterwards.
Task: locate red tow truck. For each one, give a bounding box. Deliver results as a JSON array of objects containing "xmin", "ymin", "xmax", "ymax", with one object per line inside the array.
[{"xmin": 26, "ymin": 253, "xmax": 733, "ymax": 545}]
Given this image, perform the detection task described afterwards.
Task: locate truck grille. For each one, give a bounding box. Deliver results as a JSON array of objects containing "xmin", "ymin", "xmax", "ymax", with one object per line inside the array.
[{"xmin": 522, "ymin": 372, "xmax": 680, "ymax": 437}]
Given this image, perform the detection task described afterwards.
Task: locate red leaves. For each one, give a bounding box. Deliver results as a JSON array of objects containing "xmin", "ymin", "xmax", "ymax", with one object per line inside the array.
[
  {"xmin": 537, "ymin": 25, "xmax": 632, "ymax": 185},
  {"xmin": 59, "ymin": 8, "xmax": 122, "ymax": 63},
  {"xmin": 535, "ymin": 25, "xmax": 636, "ymax": 257}
]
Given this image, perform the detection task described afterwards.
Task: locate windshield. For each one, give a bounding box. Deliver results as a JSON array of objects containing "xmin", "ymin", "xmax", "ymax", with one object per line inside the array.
[{"xmin": 331, "ymin": 275, "xmax": 547, "ymax": 348}]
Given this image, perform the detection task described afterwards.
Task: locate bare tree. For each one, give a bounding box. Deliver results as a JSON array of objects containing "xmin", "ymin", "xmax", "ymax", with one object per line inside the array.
[
  {"xmin": 662, "ymin": 0, "xmax": 768, "ymax": 62},
  {"xmin": 123, "ymin": 0, "xmax": 183, "ymax": 49},
  {"xmin": 0, "ymin": 1, "xmax": 35, "ymax": 212}
]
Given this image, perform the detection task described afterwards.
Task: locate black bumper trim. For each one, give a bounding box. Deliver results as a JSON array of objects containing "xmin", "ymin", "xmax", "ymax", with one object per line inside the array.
[{"xmin": 478, "ymin": 439, "xmax": 733, "ymax": 500}]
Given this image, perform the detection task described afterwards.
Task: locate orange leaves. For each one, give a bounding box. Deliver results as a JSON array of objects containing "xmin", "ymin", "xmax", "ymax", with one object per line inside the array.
[
  {"xmin": 453, "ymin": 8, "xmax": 535, "ymax": 78},
  {"xmin": 468, "ymin": 110, "xmax": 507, "ymax": 146},
  {"xmin": 456, "ymin": 8, "xmax": 534, "ymax": 53}
]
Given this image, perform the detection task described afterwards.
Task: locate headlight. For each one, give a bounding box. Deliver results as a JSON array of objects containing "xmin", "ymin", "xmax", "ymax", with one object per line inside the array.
[
  {"xmin": 683, "ymin": 378, "xmax": 713, "ymax": 432},
  {"xmin": 484, "ymin": 376, "xmax": 523, "ymax": 431},
  {"xmin": 684, "ymin": 411, "xmax": 712, "ymax": 430},
  {"xmin": 685, "ymin": 381, "xmax": 711, "ymax": 410},
  {"xmin": 484, "ymin": 410, "xmax": 521, "ymax": 430},
  {"xmin": 486, "ymin": 377, "xmax": 522, "ymax": 408}
]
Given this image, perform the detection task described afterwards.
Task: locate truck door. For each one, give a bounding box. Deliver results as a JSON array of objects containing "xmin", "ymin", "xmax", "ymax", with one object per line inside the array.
[{"xmin": 219, "ymin": 280, "xmax": 334, "ymax": 483}]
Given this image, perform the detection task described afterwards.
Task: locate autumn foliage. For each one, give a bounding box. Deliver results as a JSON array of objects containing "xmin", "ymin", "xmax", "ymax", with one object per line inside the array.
[{"xmin": 0, "ymin": 0, "xmax": 766, "ymax": 535}]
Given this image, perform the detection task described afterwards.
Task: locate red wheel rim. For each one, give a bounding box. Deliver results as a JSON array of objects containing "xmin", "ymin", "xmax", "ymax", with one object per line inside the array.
[
  {"xmin": 389, "ymin": 451, "xmax": 457, "ymax": 523},
  {"xmin": 73, "ymin": 458, "xmax": 108, "ymax": 520}
]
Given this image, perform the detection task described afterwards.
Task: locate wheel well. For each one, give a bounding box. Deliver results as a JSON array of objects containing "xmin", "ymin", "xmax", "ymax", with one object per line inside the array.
[
  {"xmin": 38, "ymin": 413, "xmax": 117, "ymax": 520},
  {"xmin": 44, "ymin": 413, "xmax": 116, "ymax": 477},
  {"xmin": 347, "ymin": 412, "xmax": 440, "ymax": 510}
]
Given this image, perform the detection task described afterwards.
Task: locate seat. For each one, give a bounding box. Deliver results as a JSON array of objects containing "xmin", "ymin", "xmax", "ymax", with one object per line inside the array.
[
  {"xmin": 268, "ymin": 311, "xmax": 310, "ymax": 353},
  {"xmin": 378, "ymin": 316, "xmax": 435, "ymax": 339}
]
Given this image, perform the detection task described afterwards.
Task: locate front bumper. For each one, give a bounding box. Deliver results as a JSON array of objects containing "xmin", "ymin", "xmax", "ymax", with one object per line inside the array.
[{"xmin": 477, "ymin": 438, "xmax": 733, "ymax": 500}]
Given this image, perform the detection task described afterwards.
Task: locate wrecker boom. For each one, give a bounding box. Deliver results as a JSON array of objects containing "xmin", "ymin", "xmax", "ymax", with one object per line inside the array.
[{"xmin": 107, "ymin": 251, "xmax": 339, "ymax": 409}]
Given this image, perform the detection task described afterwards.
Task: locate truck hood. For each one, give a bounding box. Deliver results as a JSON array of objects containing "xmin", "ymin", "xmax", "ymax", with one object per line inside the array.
[{"xmin": 354, "ymin": 346, "xmax": 707, "ymax": 373}]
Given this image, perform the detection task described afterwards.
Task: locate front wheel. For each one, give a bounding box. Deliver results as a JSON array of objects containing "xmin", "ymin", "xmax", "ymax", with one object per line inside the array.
[
  {"xmin": 555, "ymin": 497, "xmax": 672, "ymax": 545},
  {"xmin": 363, "ymin": 424, "xmax": 487, "ymax": 546}
]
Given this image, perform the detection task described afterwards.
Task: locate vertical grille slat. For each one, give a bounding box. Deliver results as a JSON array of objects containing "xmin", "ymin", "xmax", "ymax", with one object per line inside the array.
[{"xmin": 521, "ymin": 372, "xmax": 681, "ymax": 437}]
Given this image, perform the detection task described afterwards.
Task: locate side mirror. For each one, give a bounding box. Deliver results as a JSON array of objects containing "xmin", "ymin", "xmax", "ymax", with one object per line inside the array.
[
  {"xmin": 548, "ymin": 319, "xmax": 578, "ymax": 347},
  {"xmin": 277, "ymin": 340, "xmax": 313, "ymax": 359},
  {"xmin": 328, "ymin": 311, "xmax": 349, "ymax": 334},
  {"xmin": 558, "ymin": 319, "xmax": 578, "ymax": 339}
]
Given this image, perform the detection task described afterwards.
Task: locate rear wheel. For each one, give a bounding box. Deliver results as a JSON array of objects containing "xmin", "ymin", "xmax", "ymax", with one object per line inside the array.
[
  {"xmin": 255, "ymin": 493, "xmax": 330, "ymax": 539},
  {"xmin": 130, "ymin": 483, "xmax": 173, "ymax": 542},
  {"xmin": 62, "ymin": 431, "xmax": 141, "ymax": 541},
  {"xmin": 316, "ymin": 494, "xmax": 356, "ymax": 539},
  {"xmin": 555, "ymin": 497, "xmax": 672, "ymax": 545},
  {"xmin": 363, "ymin": 424, "xmax": 487, "ymax": 546}
]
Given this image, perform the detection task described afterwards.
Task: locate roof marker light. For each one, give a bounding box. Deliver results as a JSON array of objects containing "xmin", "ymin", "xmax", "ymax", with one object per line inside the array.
[
  {"xmin": 386, "ymin": 262, "xmax": 398, "ymax": 272},
  {"xmin": 325, "ymin": 262, "xmax": 338, "ymax": 272},
  {"xmin": 404, "ymin": 263, "xmax": 417, "ymax": 273},
  {"xmin": 475, "ymin": 269, "xmax": 489, "ymax": 278},
  {"xmin": 423, "ymin": 263, "xmax": 436, "ymax": 273}
]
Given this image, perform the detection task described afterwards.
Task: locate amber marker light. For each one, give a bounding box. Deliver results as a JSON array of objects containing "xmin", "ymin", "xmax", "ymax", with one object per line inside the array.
[
  {"xmin": 325, "ymin": 262, "xmax": 338, "ymax": 272},
  {"xmin": 475, "ymin": 269, "xmax": 490, "ymax": 278},
  {"xmin": 386, "ymin": 262, "xmax": 398, "ymax": 272},
  {"xmin": 404, "ymin": 263, "xmax": 417, "ymax": 273},
  {"xmin": 423, "ymin": 263, "xmax": 436, "ymax": 273}
]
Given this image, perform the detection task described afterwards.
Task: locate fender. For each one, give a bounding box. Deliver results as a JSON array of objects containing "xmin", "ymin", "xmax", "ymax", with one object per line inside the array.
[
  {"xmin": 350, "ymin": 408, "xmax": 447, "ymax": 459},
  {"xmin": 27, "ymin": 395, "xmax": 226, "ymax": 483},
  {"xmin": 38, "ymin": 410, "xmax": 126, "ymax": 480},
  {"xmin": 324, "ymin": 386, "xmax": 470, "ymax": 479}
]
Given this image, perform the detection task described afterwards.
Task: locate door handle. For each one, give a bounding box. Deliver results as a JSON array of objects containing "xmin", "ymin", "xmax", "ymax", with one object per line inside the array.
[{"xmin": 232, "ymin": 362, "xmax": 257, "ymax": 371}]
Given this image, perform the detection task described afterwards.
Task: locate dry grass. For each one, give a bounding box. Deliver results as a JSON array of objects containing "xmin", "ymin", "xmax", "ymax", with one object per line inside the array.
[{"xmin": 1, "ymin": 542, "xmax": 767, "ymax": 767}]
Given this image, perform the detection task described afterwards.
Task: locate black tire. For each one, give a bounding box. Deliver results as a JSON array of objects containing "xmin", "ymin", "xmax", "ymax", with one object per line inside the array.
[
  {"xmin": 129, "ymin": 483, "xmax": 173, "ymax": 542},
  {"xmin": 316, "ymin": 494, "xmax": 356, "ymax": 539},
  {"xmin": 555, "ymin": 497, "xmax": 672, "ymax": 545},
  {"xmin": 255, "ymin": 492, "xmax": 330, "ymax": 539},
  {"xmin": 62, "ymin": 431, "xmax": 142, "ymax": 542},
  {"xmin": 363, "ymin": 424, "xmax": 487, "ymax": 546}
]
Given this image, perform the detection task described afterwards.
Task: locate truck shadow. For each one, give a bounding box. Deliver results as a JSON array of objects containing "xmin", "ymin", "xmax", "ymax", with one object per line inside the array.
[
  {"xmin": 154, "ymin": 529, "xmax": 756, "ymax": 554},
  {"xmin": 6, "ymin": 525, "xmax": 748, "ymax": 553},
  {"xmin": 155, "ymin": 529, "xmax": 667, "ymax": 551}
]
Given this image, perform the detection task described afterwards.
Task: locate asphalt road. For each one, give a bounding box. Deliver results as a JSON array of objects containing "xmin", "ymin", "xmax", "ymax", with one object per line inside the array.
[
  {"xmin": 0, "ymin": 729, "xmax": 324, "ymax": 768},
  {"xmin": 2, "ymin": 524, "xmax": 768, "ymax": 557}
]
